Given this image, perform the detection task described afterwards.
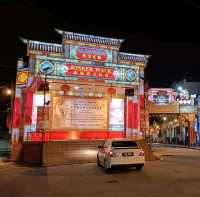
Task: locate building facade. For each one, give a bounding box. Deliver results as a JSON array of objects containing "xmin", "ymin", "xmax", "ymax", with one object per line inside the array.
[
  {"xmin": 146, "ymin": 88, "xmax": 197, "ymax": 146},
  {"xmin": 11, "ymin": 30, "xmax": 149, "ymax": 163}
]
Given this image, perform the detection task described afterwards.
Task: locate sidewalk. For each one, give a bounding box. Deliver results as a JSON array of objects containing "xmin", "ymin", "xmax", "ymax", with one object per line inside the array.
[
  {"xmin": 150, "ymin": 143, "xmax": 200, "ymax": 150},
  {"xmin": 0, "ymin": 158, "xmax": 15, "ymax": 170},
  {"xmin": 150, "ymin": 143, "xmax": 200, "ymax": 160}
]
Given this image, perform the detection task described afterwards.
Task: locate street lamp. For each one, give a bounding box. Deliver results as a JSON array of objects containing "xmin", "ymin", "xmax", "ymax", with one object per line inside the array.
[
  {"xmin": 0, "ymin": 83, "xmax": 15, "ymax": 138},
  {"xmin": 5, "ymin": 89, "xmax": 12, "ymax": 95},
  {"xmin": 178, "ymin": 86, "xmax": 183, "ymax": 92}
]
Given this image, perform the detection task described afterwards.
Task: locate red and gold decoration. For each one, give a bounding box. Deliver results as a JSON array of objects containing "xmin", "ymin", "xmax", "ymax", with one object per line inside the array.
[
  {"xmin": 65, "ymin": 63, "xmax": 114, "ymax": 79},
  {"xmin": 60, "ymin": 84, "xmax": 70, "ymax": 95},
  {"xmin": 107, "ymin": 87, "xmax": 116, "ymax": 96},
  {"xmin": 12, "ymin": 97, "xmax": 21, "ymax": 128},
  {"xmin": 76, "ymin": 46, "xmax": 107, "ymax": 61},
  {"xmin": 16, "ymin": 70, "xmax": 29, "ymax": 86}
]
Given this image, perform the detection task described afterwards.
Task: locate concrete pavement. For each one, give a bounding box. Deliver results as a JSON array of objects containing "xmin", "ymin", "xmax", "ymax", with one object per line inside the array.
[{"xmin": 0, "ymin": 146, "xmax": 200, "ymax": 197}]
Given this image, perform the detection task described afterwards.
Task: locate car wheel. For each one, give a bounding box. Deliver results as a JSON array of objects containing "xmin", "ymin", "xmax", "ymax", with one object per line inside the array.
[
  {"xmin": 136, "ymin": 165, "xmax": 143, "ymax": 171},
  {"xmin": 104, "ymin": 160, "xmax": 111, "ymax": 173},
  {"xmin": 97, "ymin": 156, "xmax": 101, "ymax": 167}
]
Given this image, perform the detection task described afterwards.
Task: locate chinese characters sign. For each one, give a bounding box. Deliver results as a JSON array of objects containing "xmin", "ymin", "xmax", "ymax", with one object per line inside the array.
[
  {"xmin": 65, "ymin": 63, "xmax": 114, "ymax": 79},
  {"xmin": 35, "ymin": 58, "xmax": 139, "ymax": 85},
  {"xmin": 51, "ymin": 97, "xmax": 108, "ymax": 130},
  {"xmin": 16, "ymin": 69, "xmax": 29, "ymax": 87},
  {"xmin": 70, "ymin": 45, "xmax": 113, "ymax": 62}
]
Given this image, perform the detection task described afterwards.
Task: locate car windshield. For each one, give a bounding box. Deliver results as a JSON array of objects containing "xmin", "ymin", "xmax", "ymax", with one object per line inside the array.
[{"xmin": 112, "ymin": 141, "xmax": 138, "ymax": 148}]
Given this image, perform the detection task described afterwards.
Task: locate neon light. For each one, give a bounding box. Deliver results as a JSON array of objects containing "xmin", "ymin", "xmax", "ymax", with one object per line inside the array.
[
  {"xmin": 76, "ymin": 46, "xmax": 107, "ymax": 61},
  {"xmin": 65, "ymin": 63, "xmax": 114, "ymax": 79},
  {"xmin": 70, "ymin": 45, "xmax": 112, "ymax": 62},
  {"xmin": 27, "ymin": 131, "xmax": 124, "ymax": 141}
]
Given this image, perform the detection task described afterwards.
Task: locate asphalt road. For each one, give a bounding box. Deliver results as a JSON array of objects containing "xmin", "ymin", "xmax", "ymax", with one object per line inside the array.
[{"xmin": 0, "ymin": 147, "xmax": 200, "ymax": 197}]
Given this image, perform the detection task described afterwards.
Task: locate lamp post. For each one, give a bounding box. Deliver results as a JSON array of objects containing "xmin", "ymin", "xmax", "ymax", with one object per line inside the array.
[
  {"xmin": 9, "ymin": 82, "xmax": 15, "ymax": 139},
  {"xmin": 39, "ymin": 62, "xmax": 53, "ymax": 141}
]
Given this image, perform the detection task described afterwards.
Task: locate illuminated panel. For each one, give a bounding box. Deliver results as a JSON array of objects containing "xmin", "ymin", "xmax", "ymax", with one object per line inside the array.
[
  {"xmin": 31, "ymin": 94, "xmax": 38, "ymax": 132},
  {"xmin": 148, "ymin": 88, "xmax": 176, "ymax": 105},
  {"xmin": 109, "ymin": 98, "xmax": 124, "ymax": 131},
  {"xmin": 16, "ymin": 69, "xmax": 29, "ymax": 87},
  {"xmin": 31, "ymin": 94, "xmax": 51, "ymax": 132},
  {"xmin": 28, "ymin": 131, "xmax": 124, "ymax": 141},
  {"xmin": 65, "ymin": 63, "xmax": 114, "ymax": 80},
  {"xmin": 153, "ymin": 95, "xmax": 169, "ymax": 105},
  {"xmin": 35, "ymin": 57, "xmax": 139, "ymax": 85},
  {"xmin": 69, "ymin": 45, "xmax": 113, "ymax": 63},
  {"xmin": 34, "ymin": 94, "xmax": 51, "ymax": 106},
  {"xmin": 51, "ymin": 97, "xmax": 108, "ymax": 130}
]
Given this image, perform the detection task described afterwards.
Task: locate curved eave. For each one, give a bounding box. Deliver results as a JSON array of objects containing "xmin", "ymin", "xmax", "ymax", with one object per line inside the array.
[
  {"xmin": 20, "ymin": 37, "xmax": 63, "ymax": 54},
  {"xmin": 55, "ymin": 28, "xmax": 124, "ymax": 48}
]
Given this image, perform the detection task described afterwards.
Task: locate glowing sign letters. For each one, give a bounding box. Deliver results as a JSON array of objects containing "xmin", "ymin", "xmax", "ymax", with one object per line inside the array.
[{"xmin": 64, "ymin": 63, "xmax": 115, "ymax": 79}]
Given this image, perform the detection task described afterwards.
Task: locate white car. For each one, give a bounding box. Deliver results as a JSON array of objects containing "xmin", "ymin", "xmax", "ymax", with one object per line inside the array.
[{"xmin": 97, "ymin": 139, "xmax": 145, "ymax": 172}]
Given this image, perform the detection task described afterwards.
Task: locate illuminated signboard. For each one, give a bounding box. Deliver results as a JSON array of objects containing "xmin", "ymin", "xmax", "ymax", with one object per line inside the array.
[
  {"xmin": 36, "ymin": 58, "xmax": 139, "ymax": 85},
  {"xmin": 16, "ymin": 69, "xmax": 29, "ymax": 87},
  {"xmin": 64, "ymin": 63, "xmax": 114, "ymax": 80},
  {"xmin": 70, "ymin": 45, "xmax": 113, "ymax": 63},
  {"xmin": 39, "ymin": 61, "xmax": 54, "ymax": 74},
  {"xmin": 109, "ymin": 98, "xmax": 124, "ymax": 131},
  {"xmin": 153, "ymin": 95, "xmax": 169, "ymax": 105}
]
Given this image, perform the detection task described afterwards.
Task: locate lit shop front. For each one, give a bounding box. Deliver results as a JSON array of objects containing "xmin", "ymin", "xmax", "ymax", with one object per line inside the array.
[
  {"xmin": 147, "ymin": 88, "xmax": 197, "ymax": 146},
  {"xmin": 12, "ymin": 30, "xmax": 148, "ymax": 143}
]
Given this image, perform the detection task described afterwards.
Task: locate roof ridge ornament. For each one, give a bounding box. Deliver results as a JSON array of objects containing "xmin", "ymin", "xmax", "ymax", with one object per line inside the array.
[
  {"xmin": 55, "ymin": 28, "xmax": 63, "ymax": 35},
  {"xmin": 19, "ymin": 37, "xmax": 28, "ymax": 44}
]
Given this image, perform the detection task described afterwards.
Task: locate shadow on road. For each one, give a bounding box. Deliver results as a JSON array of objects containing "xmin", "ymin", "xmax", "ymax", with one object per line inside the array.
[
  {"xmin": 100, "ymin": 166, "xmax": 144, "ymax": 174},
  {"xmin": 20, "ymin": 166, "xmax": 48, "ymax": 176}
]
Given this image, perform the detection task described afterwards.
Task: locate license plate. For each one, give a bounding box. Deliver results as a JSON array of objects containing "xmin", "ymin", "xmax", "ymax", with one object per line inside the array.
[{"xmin": 122, "ymin": 152, "xmax": 134, "ymax": 157}]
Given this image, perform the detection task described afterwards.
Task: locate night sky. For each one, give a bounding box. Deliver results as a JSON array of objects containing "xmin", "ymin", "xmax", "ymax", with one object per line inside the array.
[{"xmin": 1, "ymin": 0, "xmax": 200, "ymax": 88}]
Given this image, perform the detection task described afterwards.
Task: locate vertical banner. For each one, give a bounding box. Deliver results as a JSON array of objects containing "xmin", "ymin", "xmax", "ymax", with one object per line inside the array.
[
  {"xmin": 12, "ymin": 97, "xmax": 21, "ymax": 128},
  {"xmin": 11, "ymin": 88, "xmax": 21, "ymax": 143},
  {"xmin": 23, "ymin": 89, "xmax": 34, "ymax": 140},
  {"xmin": 126, "ymin": 96, "xmax": 140, "ymax": 138},
  {"xmin": 24, "ymin": 89, "xmax": 33, "ymax": 125},
  {"xmin": 109, "ymin": 98, "xmax": 124, "ymax": 131}
]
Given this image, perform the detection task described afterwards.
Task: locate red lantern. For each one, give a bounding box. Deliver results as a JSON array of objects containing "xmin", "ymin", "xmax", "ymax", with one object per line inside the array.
[
  {"xmin": 107, "ymin": 87, "xmax": 116, "ymax": 96},
  {"xmin": 60, "ymin": 84, "xmax": 70, "ymax": 93}
]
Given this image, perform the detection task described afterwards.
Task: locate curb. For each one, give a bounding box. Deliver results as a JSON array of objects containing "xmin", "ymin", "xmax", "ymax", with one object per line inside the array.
[{"xmin": 151, "ymin": 143, "xmax": 200, "ymax": 150}]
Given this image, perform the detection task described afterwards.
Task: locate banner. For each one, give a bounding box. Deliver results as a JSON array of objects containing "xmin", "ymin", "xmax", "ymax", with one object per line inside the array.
[
  {"xmin": 51, "ymin": 97, "xmax": 108, "ymax": 130},
  {"xmin": 35, "ymin": 57, "xmax": 139, "ymax": 85},
  {"xmin": 65, "ymin": 63, "xmax": 114, "ymax": 79},
  {"xmin": 16, "ymin": 69, "xmax": 29, "ymax": 87},
  {"xmin": 69, "ymin": 45, "xmax": 113, "ymax": 63},
  {"xmin": 109, "ymin": 98, "xmax": 124, "ymax": 131}
]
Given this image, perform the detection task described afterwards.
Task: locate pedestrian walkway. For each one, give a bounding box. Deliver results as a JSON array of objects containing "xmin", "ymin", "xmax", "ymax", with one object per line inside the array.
[
  {"xmin": 0, "ymin": 159, "xmax": 15, "ymax": 170},
  {"xmin": 151, "ymin": 143, "xmax": 200, "ymax": 150}
]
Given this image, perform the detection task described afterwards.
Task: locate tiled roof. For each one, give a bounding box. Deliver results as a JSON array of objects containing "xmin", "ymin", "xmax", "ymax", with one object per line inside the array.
[
  {"xmin": 21, "ymin": 38, "xmax": 63, "ymax": 53},
  {"xmin": 119, "ymin": 52, "xmax": 149, "ymax": 63},
  {"xmin": 56, "ymin": 29, "xmax": 124, "ymax": 47}
]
